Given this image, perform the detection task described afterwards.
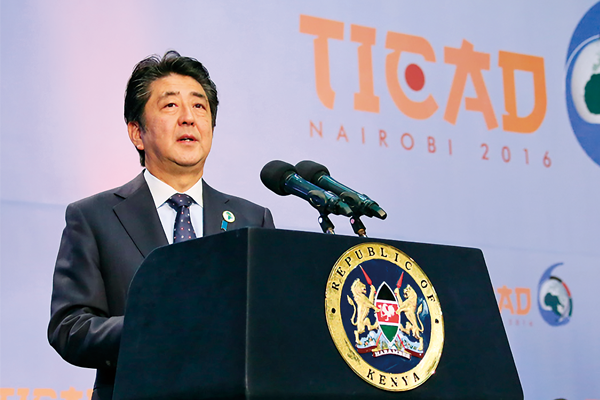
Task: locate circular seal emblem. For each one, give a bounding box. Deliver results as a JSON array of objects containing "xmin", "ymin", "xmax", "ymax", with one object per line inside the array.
[
  {"xmin": 537, "ymin": 262, "xmax": 573, "ymax": 326},
  {"xmin": 325, "ymin": 243, "xmax": 444, "ymax": 391},
  {"xmin": 565, "ymin": 2, "xmax": 600, "ymax": 166}
]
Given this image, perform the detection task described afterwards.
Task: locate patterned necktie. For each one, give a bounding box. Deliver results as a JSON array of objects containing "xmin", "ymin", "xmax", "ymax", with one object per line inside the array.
[{"xmin": 166, "ymin": 193, "xmax": 197, "ymax": 243}]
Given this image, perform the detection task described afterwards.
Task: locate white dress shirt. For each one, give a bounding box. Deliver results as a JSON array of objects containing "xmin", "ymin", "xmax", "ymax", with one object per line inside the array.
[{"xmin": 144, "ymin": 169, "xmax": 204, "ymax": 244}]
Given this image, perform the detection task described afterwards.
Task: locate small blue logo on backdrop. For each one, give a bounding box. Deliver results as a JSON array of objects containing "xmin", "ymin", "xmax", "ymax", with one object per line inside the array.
[
  {"xmin": 566, "ymin": 2, "xmax": 600, "ymax": 166},
  {"xmin": 537, "ymin": 263, "xmax": 573, "ymax": 326}
]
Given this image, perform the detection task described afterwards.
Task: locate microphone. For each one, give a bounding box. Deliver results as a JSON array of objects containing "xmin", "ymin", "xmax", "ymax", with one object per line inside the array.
[
  {"xmin": 295, "ymin": 160, "xmax": 387, "ymax": 220},
  {"xmin": 260, "ymin": 160, "xmax": 353, "ymax": 217}
]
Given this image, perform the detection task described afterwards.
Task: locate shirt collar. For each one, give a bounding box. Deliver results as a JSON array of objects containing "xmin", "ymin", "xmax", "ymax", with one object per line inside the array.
[{"xmin": 144, "ymin": 169, "xmax": 204, "ymax": 208}]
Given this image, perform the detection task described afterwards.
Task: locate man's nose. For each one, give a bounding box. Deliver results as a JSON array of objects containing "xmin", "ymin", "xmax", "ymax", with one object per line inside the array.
[{"xmin": 178, "ymin": 104, "xmax": 195, "ymax": 126}]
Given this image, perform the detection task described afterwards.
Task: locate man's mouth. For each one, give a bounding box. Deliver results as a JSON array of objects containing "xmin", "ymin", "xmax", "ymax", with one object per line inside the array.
[{"xmin": 178, "ymin": 136, "xmax": 196, "ymax": 142}]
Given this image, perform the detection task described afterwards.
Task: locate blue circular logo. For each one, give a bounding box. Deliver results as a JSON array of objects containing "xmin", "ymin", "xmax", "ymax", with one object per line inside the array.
[
  {"xmin": 566, "ymin": 2, "xmax": 600, "ymax": 166},
  {"xmin": 537, "ymin": 263, "xmax": 573, "ymax": 326}
]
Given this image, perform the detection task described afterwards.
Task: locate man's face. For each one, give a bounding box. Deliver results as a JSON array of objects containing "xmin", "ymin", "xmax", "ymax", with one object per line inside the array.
[{"xmin": 128, "ymin": 73, "xmax": 213, "ymax": 180}]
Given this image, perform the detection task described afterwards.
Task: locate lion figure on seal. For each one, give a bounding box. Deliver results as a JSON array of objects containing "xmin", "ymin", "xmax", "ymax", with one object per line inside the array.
[
  {"xmin": 394, "ymin": 284, "xmax": 425, "ymax": 342},
  {"xmin": 347, "ymin": 279, "xmax": 380, "ymax": 345}
]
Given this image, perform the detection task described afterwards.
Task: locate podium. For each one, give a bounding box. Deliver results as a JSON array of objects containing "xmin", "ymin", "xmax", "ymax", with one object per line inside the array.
[{"xmin": 113, "ymin": 228, "xmax": 522, "ymax": 400}]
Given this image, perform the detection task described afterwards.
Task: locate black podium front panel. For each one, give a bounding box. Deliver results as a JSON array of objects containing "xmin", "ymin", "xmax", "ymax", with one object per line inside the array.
[{"xmin": 114, "ymin": 228, "xmax": 522, "ymax": 400}]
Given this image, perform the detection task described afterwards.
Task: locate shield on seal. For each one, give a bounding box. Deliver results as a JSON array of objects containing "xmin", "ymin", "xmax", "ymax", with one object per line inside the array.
[{"xmin": 375, "ymin": 282, "xmax": 399, "ymax": 343}]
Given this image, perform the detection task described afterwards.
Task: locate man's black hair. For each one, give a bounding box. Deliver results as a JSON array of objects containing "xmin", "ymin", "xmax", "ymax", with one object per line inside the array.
[{"xmin": 124, "ymin": 50, "xmax": 218, "ymax": 166}]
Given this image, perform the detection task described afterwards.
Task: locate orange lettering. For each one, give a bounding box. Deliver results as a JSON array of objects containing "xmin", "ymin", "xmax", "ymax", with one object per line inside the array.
[
  {"xmin": 427, "ymin": 136, "xmax": 436, "ymax": 153},
  {"xmin": 497, "ymin": 285, "xmax": 514, "ymax": 314},
  {"xmin": 351, "ymin": 24, "xmax": 379, "ymax": 113},
  {"xmin": 337, "ymin": 125, "xmax": 349, "ymax": 142},
  {"xmin": 310, "ymin": 120, "xmax": 323, "ymax": 138},
  {"xmin": 60, "ymin": 387, "xmax": 83, "ymax": 400},
  {"xmin": 385, "ymin": 32, "xmax": 438, "ymax": 119},
  {"xmin": 515, "ymin": 287, "xmax": 531, "ymax": 315},
  {"xmin": 0, "ymin": 389, "xmax": 15, "ymax": 400},
  {"xmin": 32, "ymin": 388, "xmax": 57, "ymax": 400},
  {"xmin": 499, "ymin": 51, "xmax": 546, "ymax": 133},
  {"xmin": 0, "ymin": 388, "xmax": 91, "ymax": 400},
  {"xmin": 401, "ymin": 133, "xmax": 414, "ymax": 150},
  {"xmin": 444, "ymin": 40, "xmax": 498, "ymax": 129},
  {"xmin": 300, "ymin": 15, "xmax": 344, "ymax": 109},
  {"xmin": 379, "ymin": 130, "xmax": 388, "ymax": 147}
]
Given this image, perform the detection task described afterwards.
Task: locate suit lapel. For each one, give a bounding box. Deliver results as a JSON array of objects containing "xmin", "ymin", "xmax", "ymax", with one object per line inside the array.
[
  {"xmin": 203, "ymin": 180, "xmax": 230, "ymax": 236},
  {"xmin": 113, "ymin": 172, "xmax": 168, "ymax": 258}
]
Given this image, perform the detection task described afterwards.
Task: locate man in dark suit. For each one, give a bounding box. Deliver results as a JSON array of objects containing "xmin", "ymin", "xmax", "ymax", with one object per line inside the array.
[{"xmin": 48, "ymin": 51, "xmax": 274, "ymax": 400}]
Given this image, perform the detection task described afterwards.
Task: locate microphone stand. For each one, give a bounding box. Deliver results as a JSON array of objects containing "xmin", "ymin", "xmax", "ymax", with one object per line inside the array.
[
  {"xmin": 350, "ymin": 215, "xmax": 368, "ymax": 237},
  {"xmin": 318, "ymin": 213, "xmax": 336, "ymax": 234},
  {"xmin": 318, "ymin": 212, "xmax": 367, "ymax": 237},
  {"xmin": 337, "ymin": 191, "xmax": 369, "ymax": 237}
]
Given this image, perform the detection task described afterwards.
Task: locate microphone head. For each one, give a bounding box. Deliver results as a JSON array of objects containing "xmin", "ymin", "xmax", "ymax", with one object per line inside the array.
[
  {"xmin": 370, "ymin": 205, "xmax": 388, "ymax": 220},
  {"xmin": 295, "ymin": 160, "xmax": 330, "ymax": 184},
  {"xmin": 260, "ymin": 160, "xmax": 297, "ymax": 196}
]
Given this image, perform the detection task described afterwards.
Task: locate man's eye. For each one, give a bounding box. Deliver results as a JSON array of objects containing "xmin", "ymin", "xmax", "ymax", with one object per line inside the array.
[
  {"xmin": 194, "ymin": 103, "xmax": 205, "ymax": 109},
  {"xmin": 165, "ymin": 103, "xmax": 176, "ymax": 108}
]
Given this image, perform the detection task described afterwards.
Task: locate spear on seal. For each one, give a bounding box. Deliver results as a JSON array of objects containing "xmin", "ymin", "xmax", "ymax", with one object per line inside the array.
[
  {"xmin": 394, "ymin": 271, "xmax": 405, "ymax": 303},
  {"xmin": 359, "ymin": 265, "xmax": 372, "ymax": 286},
  {"xmin": 396, "ymin": 271, "xmax": 404, "ymax": 290}
]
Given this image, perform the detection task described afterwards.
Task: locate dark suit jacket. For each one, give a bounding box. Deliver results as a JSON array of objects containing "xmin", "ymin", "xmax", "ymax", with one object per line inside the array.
[{"xmin": 48, "ymin": 172, "xmax": 274, "ymax": 399}]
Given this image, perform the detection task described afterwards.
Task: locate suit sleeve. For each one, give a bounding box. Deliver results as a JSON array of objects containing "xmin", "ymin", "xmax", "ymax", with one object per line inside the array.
[
  {"xmin": 262, "ymin": 207, "xmax": 275, "ymax": 229},
  {"xmin": 48, "ymin": 203, "xmax": 122, "ymax": 369}
]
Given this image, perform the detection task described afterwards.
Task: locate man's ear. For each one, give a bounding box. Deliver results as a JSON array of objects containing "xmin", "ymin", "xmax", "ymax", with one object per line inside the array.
[{"xmin": 127, "ymin": 122, "xmax": 144, "ymax": 151}]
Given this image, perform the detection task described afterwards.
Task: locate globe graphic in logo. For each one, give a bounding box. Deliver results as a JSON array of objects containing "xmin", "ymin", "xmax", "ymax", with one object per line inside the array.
[
  {"xmin": 537, "ymin": 263, "xmax": 573, "ymax": 326},
  {"xmin": 565, "ymin": 2, "xmax": 600, "ymax": 166}
]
